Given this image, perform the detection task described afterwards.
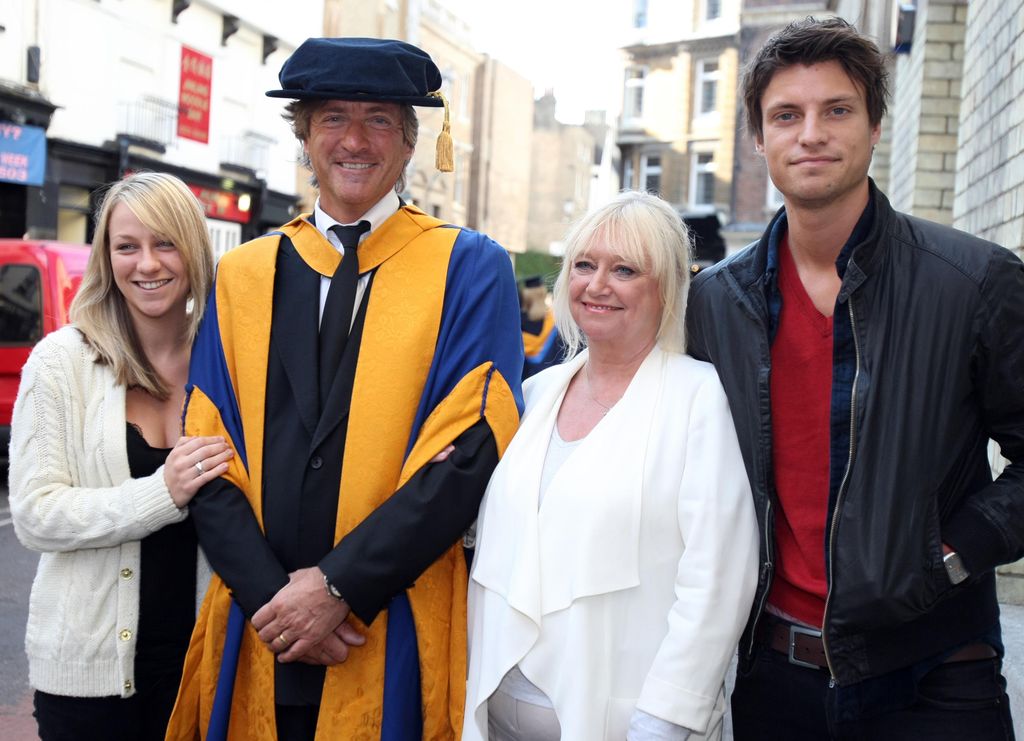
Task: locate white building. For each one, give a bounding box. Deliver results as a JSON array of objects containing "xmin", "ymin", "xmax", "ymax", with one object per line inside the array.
[{"xmin": 0, "ymin": 0, "xmax": 323, "ymax": 254}]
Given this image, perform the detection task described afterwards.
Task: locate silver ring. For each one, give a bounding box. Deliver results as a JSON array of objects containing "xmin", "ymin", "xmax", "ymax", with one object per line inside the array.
[{"xmin": 195, "ymin": 460, "xmax": 204, "ymax": 475}]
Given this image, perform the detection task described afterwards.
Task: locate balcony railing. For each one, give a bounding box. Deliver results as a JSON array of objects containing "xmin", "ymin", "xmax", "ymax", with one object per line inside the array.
[
  {"xmin": 117, "ymin": 96, "xmax": 179, "ymax": 148},
  {"xmin": 220, "ymin": 130, "xmax": 275, "ymax": 177}
]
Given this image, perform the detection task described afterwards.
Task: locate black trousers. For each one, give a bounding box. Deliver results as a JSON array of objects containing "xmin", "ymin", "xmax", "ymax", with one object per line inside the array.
[
  {"xmin": 33, "ymin": 670, "xmax": 181, "ymax": 741},
  {"xmin": 275, "ymin": 704, "xmax": 320, "ymax": 741},
  {"xmin": 731, "ymin": 644, "xmax": 1016, "ymax": 740}
]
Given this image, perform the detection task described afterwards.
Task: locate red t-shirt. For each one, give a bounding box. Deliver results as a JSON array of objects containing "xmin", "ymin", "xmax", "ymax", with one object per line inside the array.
[{"xmin": 767, "ymin": 236, "xmax": 832, "ymax": 627}]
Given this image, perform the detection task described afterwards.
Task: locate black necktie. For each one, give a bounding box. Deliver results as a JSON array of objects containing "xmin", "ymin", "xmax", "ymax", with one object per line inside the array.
[{"xmin": 319, "ymin": 221, "xmax": 370, "ymax": 409}]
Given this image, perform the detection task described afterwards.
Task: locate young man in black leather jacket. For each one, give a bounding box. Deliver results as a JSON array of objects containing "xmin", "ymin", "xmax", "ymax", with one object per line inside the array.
[{"xmin": 688, "ymin": 16, "xmax": 1024, "ymax": 740}]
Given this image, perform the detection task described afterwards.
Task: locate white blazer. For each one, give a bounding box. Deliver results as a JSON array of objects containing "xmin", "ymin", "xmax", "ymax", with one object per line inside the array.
[{"xmin": 464, "ymin": 346, "xmax": 758, "ymax": 740}]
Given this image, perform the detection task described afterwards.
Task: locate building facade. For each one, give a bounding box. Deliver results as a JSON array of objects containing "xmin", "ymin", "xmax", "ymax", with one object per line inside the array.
[
  {"xmin": 0, "ymin": 0, "xmax": 311, "ymax": 256},
  {"xmin": 616, "ymin": 0, "xmax": 741, "ymax": 246},
  {"xmin": 882, "ymin": 0, "xmax": 962, "ymax": 225},
  {"xmin": 951, "ymin": 0, "xmax": 1022, "ymax": 258},
  {"xmin": 468, "ymin": 56, "xmax": 533, "ymax": 254},
  {"xmin": 882, "ymin": 0, "xmax": 1024, "ymax": 602},
  {"xmin": 526, "ymin": 92, "xmax": 596, "ymax": 255},
  {"xmin": 323, "ymin": 0, "xmax": 533, "ymax": 254},
  {"xmin": 405, "ymin": 0, "xmax": 480, "ymax": 228}
]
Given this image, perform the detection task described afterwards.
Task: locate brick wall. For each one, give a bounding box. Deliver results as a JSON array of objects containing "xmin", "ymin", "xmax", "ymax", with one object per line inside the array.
[
  {"xmin": 957, "ymin": 0, "xmax": 1024, "ymax": 603},
  {"xmin": 953, "ymin": 0, "xmax": 1024, "ymax": 258},
  {"xmin": 888, "ymin": 0, "xmax": 965, "ymax": 225}
]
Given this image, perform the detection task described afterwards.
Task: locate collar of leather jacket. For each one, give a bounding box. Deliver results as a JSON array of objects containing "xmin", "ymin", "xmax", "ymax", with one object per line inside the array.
[{"xmin": 728, "ymin": 178, "xmax": 894, "ymax": 296}]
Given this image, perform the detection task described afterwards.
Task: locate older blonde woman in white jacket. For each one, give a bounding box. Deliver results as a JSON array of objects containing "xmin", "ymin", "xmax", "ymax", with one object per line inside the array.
[{"xmin": 464, "ymin": 191, "xmax": 758, "ymax": 741}]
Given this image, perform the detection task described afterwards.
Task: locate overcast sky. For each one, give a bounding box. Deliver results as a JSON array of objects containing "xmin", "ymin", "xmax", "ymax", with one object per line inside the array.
[{"xmin": 459, "ymin": 0, "xmax": 629, "ymax": 124}]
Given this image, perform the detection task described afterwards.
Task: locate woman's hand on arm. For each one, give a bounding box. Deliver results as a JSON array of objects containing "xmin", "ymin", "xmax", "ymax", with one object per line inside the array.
[{"xmin": 163, "ymin": 436, "xmax": 234, "ymax": 508}]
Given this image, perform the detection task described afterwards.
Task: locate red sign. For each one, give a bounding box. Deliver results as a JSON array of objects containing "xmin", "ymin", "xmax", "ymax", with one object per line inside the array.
[
  {"xmin": 187, "ymin": 184, "xmax": 252, "ymax": 224},
  {"xmin": 178, "ymin": 46, "xmax": 213, "ymax": 143}
]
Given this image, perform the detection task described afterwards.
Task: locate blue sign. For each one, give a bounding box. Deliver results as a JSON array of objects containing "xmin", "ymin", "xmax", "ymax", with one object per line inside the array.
[{"xmin": 0, "ymin": 122, "xmax": 46, "ymax": 186}]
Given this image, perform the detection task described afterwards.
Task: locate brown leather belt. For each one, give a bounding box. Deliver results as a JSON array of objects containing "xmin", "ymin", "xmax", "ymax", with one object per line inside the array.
[
  {"xmin": 761, "ymin": 620, "xmax": 997, "ymax": 671},
  {"xmin": 763, "ymin": 621, "xmax": 828, "ymax": 669},
  {"xmin": 944, "ymin": 643, "xmax": 998, "ymax": 662}
]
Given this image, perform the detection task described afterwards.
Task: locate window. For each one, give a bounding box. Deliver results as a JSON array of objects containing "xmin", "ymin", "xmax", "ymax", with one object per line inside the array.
[
  {"xmin": 633, "ymin": 0, "xmax": 648, "ymax": 27},
  {"xmin": 705, "ymin": 0, "xmax": 721, "ymax": 21},
  {"xmin": 0, "ymin": 264, "xmax": 43, "ymax": 345},
  {"xmin": 695, "ymin": 59, "xmax": 720, "ymax": 118},
  {"xmin": 641, "ymin": 154, "xmax": 662, "ymax": 194},
  {"xmin": 623, "ymin": 157, "xmax": 635, "ymax": 190},
  {"xmin": 691, "ymin": 152, "xmax": 716, "ymax": 210},
  {"xmin": 623, "ymin": 67, "xmax": 646, "ymax": 122}
]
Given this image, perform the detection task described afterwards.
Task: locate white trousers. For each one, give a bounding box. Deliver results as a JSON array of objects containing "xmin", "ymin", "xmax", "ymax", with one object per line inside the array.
[{"xmin": 487, "ymin": 687, "xmax": 562, "ymax": 741}]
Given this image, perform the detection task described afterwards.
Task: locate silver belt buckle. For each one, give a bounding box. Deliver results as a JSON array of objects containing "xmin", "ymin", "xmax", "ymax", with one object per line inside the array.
[{"xmin": 788, "ymin": 624, "xmax": 823, "ymax": 669}]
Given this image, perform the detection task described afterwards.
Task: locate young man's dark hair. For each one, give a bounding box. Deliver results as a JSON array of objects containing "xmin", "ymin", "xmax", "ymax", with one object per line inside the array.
[{"xmin": 742, "ymin": 16, "xmax": 891, "ymax": 139}]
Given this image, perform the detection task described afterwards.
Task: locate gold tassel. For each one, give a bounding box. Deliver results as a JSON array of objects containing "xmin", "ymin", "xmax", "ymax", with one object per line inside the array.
[{"xmin": 429, "ymin": 91, "xmax": 454, "ymax": 173}]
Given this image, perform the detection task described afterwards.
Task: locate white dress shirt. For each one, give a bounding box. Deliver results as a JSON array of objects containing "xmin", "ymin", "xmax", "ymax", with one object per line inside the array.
[{"xmin": 312, "ymin": 190, "xmax": 400, "ymax": 327}]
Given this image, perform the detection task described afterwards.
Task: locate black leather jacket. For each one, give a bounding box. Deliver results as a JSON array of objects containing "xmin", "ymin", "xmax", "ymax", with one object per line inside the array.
[{"xmin": 687, "ymin": 185, "xmax": 1024, "ymax": 685}]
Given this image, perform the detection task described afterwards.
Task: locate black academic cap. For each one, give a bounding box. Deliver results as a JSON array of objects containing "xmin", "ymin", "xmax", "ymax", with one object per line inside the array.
[{"xmin": 266, "ymin": 37, "xmax": 444, "ymax": 108}]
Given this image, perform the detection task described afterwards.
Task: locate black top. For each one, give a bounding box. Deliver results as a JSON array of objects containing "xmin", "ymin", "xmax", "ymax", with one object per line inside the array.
[{"xmin": 126, "ymin": 423, "xmax": 197, "ymax": 686}]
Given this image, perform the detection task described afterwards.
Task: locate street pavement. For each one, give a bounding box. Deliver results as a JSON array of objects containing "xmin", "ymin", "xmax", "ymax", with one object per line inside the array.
[
  {"xmin": 0, "ymin": 474, "xmax": 40, "ymax": 741},
  {"xmin": 1, "ymin": 468, "xmax": 1023, "ymax": 739},
  {"xmin": 1003, "ymin": 603, "xmax": 1024, "ymax": 732}
]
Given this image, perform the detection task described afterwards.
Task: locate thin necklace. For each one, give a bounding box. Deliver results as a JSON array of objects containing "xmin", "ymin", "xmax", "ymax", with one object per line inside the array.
[{"xmin": 584, "ymin": 363, "xmax": 613, "ymax": 414}]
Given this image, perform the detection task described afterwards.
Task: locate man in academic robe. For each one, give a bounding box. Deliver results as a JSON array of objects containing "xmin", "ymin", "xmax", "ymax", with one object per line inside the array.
[{"xmin": 166, "ymin": 37, "xmax": 523, "ymax": 741}]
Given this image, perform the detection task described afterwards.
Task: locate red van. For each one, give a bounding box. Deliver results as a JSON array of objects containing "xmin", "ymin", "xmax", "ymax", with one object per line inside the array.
[{"xmin": 1, "ymin": 239, "xmax": 91, "ymax": 465}]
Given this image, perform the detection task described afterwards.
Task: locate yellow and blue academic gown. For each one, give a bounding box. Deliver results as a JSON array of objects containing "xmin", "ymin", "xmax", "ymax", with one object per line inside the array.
[
  {"xmin": 521, "ymin": 308, "xmax": 564, "ymax": 379},
  {"xmin": 166, "ymin": 205, "xmax": 523, "ymax": 740}
]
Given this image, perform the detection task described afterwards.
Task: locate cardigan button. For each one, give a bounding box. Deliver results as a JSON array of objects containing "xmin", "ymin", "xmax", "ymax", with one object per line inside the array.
[
  {"xmin": 123, "ymin": 679, "xmax": 133, "ymax": 691},
  {"xmin": 310, "ymin": 456, "xmax": 323, "ymax": 470},
  {"xmin": 120, "ymin": 568, "xmax": 133, "ymax": 579},
  {"xmin": 119, "ymin": 629, "xmax": 132, "ymax": 641}
]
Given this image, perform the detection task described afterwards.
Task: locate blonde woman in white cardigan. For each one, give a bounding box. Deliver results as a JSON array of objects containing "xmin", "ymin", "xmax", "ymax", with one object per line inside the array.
[
  {"xmin": 464, "ymin": 191, "xmax": 759, "ymax": 741},
  {"xmin": 9, "ymin": 172, "xmax": 232, "ymax": 741}
]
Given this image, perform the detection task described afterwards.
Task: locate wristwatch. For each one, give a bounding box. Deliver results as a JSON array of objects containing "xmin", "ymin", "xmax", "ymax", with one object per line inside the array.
[
  {"xmin": 943, "ymin": 551, "xmax": 970, "ymax": 585},
  {"xmin": 323, "ymin": 573, "xmax": 346, "ymax": 602}
]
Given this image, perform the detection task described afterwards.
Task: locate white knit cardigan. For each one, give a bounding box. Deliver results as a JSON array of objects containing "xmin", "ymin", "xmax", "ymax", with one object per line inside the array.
[{"xmin": 8, "ymin": 326, "xmax": 202, "ymax": 699}]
